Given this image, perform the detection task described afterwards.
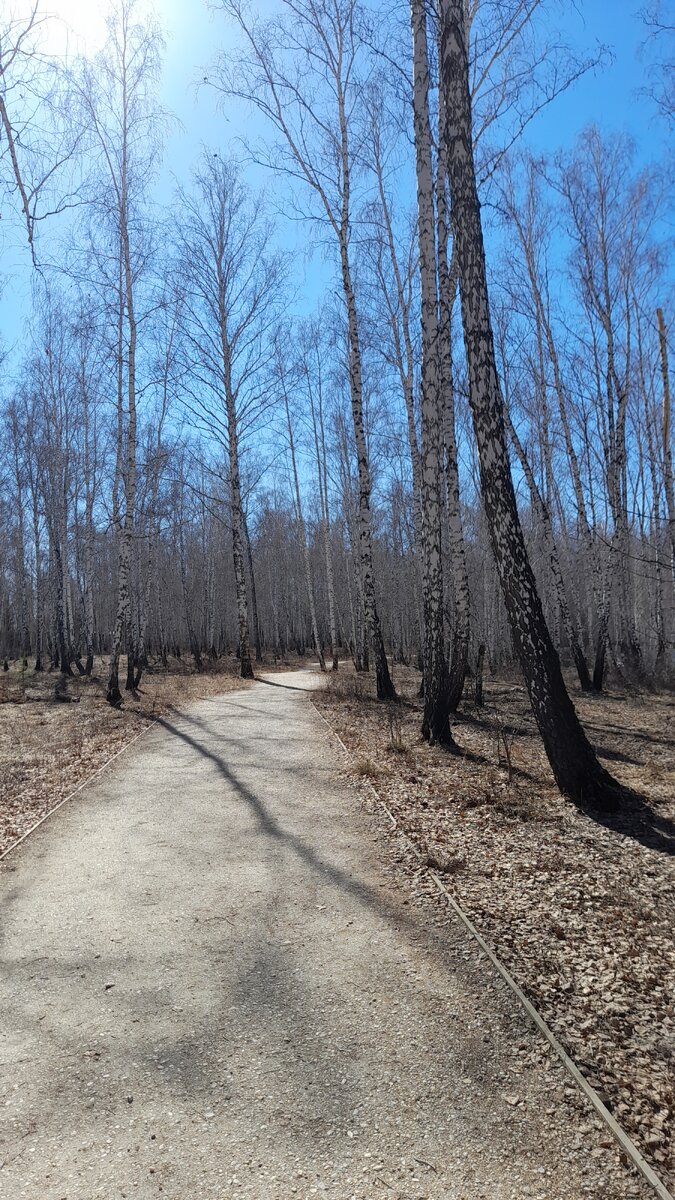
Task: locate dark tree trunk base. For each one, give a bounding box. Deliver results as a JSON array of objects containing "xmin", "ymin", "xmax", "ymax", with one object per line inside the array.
[
  {"xmin": 474, "ymin": 644, "xmax": 486, "ymax": 707},
  {"xmin": 376, "ymin": 677, "xmax": 397, "ymax": 701},
  {"xmin": 570, "ymin": 760, "xmax": 623, "ymax": 814},
  {"xmin": 592, "ymin": 636, "xmax": 607, "ymax": 692},
  {"xmin": 422, "ymin": 715, "xmax": 462, "ymax": 753},
  {"xmin": 447, "ymin": 635, "xmax": 469, "ymax": 712},
  {"xmin": 372, "ymin": 619, "xmax": 396, "ymax": 701},
  {"xmin": 422, "ymin": 652, "xmax": 461, "ymax": 751},
  {"xmin": 573, "ymin": 645, "xmax": 593, "ymax": 693},
  {"xmin": 107, "ymin": 662, "xmax": 122, "ymax": 707}
]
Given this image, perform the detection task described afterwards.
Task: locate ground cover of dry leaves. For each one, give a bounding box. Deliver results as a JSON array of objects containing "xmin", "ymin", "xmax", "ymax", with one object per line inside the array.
[
  {"xmin": 313, "ymin": 665, "xmax": 675, "ymax": 1192},
  {"xmin": 0, "ymin": 655, "xmax": 248, "ymax": 858}
]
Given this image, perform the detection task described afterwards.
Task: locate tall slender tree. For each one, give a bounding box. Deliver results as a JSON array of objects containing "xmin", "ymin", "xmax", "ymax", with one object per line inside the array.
[
  {"xmin": 410, "ymin": 0, "xmax": 458, "ymax": 747},
  {"xmin": 439, "ymin": 0, "xmax": 622, "ymax": 810},
  {"xmin": 73, "ymin": 0, "xmax": 163, "ymax": 705},
  {"xmin": 175, "ymin": 155, "xmax": 283, "ymax": 678},
  {"xmin": 215, "ymin": 0, "xmax": 396, "ymax": 699}
]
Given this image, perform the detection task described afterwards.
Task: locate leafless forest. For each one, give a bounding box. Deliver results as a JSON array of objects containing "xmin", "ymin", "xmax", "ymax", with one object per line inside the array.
[{"xmin": 1, "ymin": 0, "xmax": 673, "ymax": 813}]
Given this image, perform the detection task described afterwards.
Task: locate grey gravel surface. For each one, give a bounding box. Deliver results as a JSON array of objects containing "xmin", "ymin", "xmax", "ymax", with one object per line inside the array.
[{"xmin": 0, "ymin": 670, "xmax": 653, "ymax": 1200}]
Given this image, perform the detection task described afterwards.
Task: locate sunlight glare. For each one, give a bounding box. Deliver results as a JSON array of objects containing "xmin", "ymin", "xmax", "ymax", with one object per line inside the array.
[{"xmin": 40, "ymin": 0, "xmax": 109, "ymax": 57}]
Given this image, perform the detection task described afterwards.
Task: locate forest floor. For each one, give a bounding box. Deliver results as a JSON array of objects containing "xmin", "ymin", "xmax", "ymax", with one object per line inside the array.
[
  {"xmin": 0, "ymin": 668, "xmax": 658, "ymax": 1200},
  {"xmin": 0, "ymin": 654, "xmax": 271, "ymax": 857},
  {"xmin": 313, "ymin": 665, "xmax": 675, "ymax": 1192}
]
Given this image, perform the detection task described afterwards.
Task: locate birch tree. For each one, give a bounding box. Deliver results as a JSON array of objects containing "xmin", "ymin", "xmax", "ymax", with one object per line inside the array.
[
  {"xmin": 72, "ymin": 0, "xmax": 163, "ymax": 704},
  {"xmin": 175, "ymin": 155, "xmax": 283, "ymax": 679},
  {"xmin": 435, "ymin": 34, "xmax": 471, "ymax": 712},
  {"xmin": 31, "ymin": 302, "xmax": 75, "ymax": 677},
  {"xmin": 410, "ymin": 0, "xmax": 459, "ymax": 747},
  {"xmin": 499, "ymin": 160, "xmax": 595, "ymax": 690},
  {"xmin": 557, "ymin": 130, "xmax": 662, "ymax": 683},
  {"xmin": 277, "ymin": 343, "xmax": 326, "ymax": 671},
  {"xmin": 214, "ymin": 0, "xmax": 396, "ymax": 700},
  {"xmin": 303, "ymin": 321, "xmax": 340, "ymax": 670},
  {"xmin": 439, "ymin": 0, "xmax": 623, "ymax": 810},
  {"xmin": 657, "ymin": 308, "xmax": 675, "ymax": 585}
]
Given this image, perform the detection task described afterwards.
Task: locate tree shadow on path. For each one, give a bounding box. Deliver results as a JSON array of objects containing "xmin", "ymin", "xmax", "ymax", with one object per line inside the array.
[
  {"xmin": 256, "ymin": 675, "xmax": 320, "ymax": 693},
  {"xmin": 154, "ymin": 713, "xmax": 423, "ymax": 931}
]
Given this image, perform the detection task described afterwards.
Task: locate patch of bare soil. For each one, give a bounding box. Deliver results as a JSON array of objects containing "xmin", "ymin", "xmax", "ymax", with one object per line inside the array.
[
  {"xmin": 314, "ymin": 665, "xmax": 675, "ymax": 1190},
  {"xmin": 0, "ymin": 655, "xmax": 248, "ymax": 858}
]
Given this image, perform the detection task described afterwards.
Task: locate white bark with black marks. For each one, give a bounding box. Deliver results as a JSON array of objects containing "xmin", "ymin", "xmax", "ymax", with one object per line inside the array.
[
  {"xmin": 440, "ymin": 0, "xmax": 622, "ymax": 810},
  {"xmin": 411, "ymin": 0, "xmax": 458, "ymax": 747}
]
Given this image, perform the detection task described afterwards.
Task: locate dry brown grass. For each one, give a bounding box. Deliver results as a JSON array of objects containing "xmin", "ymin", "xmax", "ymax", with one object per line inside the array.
[
  {"xmin": 353, "ymin": 754, "xmax": 383, "ymax": 779},
  {"xmin": 314, "ymin": 661, "xmax": 675, "ymax": 1189}
]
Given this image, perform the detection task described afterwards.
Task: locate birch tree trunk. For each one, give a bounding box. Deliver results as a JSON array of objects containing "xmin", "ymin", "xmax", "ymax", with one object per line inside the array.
[
  {"xmin": 338, "ymin": 242, "xmax": 394, "ymax": 698},
  {"xmin": 178, "ymin": 513, "xmax": 202, "ymax": 672},
  {"xmin": 108, "ymin": 233, "xmax": 138, "ymax": 705},
  {"xmin": 243, "ymin": 517, "xmax": 262, "ymax": 665},
  {"xmin": 225, "ymin": 385, "xmax": 254, "ymax": 679},
  {"xmin": 31, "ymin": 477, "xmax": 43, "ymax": 671},
  {"xmin": 321, "ymin": 513, "xmax": 339, "ymax": 670},
  {"xmin": 219, "ymin": 0, "xmax": 394, "ymax": 697},
  {"xmin": 411, "ymin": 0, "xmax": 458, "ymax": 747},
  {"xmin": 9, "ymin": 408, "xmax": 30, "ymax": 662},
  {"xmin": 71, "ymin": 1, "xmax": 161, "ymax": 703},
  {"xmin": 436, "ymin": 148, "xmax": 471, "ymax": 708},
  {"xmin": 137, "ymin": 418, "xmax": 165, "ymax": 681},
  {"xmin": 309, "ymin": 359, "xmax": 339, "ymax": 669},
  {"xmin": 440, "ymin": 0, "xmax": 622, "ymax": 810},
  {"xmin": 80, "ymin": 363, "xmax": 96, "ymax": 676},
  {"xmin": 657, "ymin": 308, "xmax": 675, "ymax": 585},
  {"xmin": 42, "ymin": 347, "xmax": 73, "ymax": 678},
  {"xmin": 345, "ymin": 542, "xmax": 360, "ymax": 670},
  {"xmin": 175, "ymin": 156, "xmax": 283, "ymax": 679},
  {"xmin": 283, "ymin": 387, "xmax": 326, "ymax": 670}
]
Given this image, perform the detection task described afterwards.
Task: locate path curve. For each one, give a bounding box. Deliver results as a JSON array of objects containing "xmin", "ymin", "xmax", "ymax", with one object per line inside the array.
[{"xmin": 0, "ymin": 670, "xmax": 650, "ymax": 1199}]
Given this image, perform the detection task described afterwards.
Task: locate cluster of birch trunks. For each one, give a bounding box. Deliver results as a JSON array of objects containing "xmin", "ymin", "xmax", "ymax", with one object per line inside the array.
[{"xmin": 1, "ymin": 0, "xmax": 672, "ymax": 812}]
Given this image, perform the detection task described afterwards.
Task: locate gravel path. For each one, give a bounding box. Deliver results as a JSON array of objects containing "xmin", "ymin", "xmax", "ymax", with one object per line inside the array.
[{"xmin": 0, "ymin": 670, "xmax": 652, "ymax": 1200}]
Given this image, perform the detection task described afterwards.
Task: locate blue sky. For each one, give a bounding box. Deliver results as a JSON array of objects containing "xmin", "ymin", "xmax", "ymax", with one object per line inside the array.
[
  {"xmin": 0, "ymin": 0, "xmax": 669, "ymax": 360},
  {"xmin": 526, "ymin": 1, "xmax": 658, "ymax": 151}
]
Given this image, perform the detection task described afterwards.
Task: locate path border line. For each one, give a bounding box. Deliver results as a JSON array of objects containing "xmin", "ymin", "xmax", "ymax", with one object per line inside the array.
[
  {"xmin": 0, "ymin": 719, "xmax": 157, "ymax": 864},
  {"xmin": 310, "ymin": 694, "xmax": 674, "ymax": 1200}
]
